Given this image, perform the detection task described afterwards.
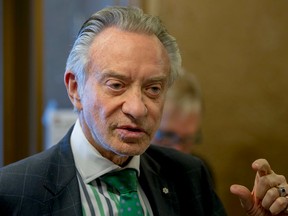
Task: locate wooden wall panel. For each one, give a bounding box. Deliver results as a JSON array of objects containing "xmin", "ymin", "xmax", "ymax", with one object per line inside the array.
[
  {"xmin": 3, "ymin": 0, "xmax": 30, "ymax": 164},
  {"xmin": 2, "ymin": 0, "xmax": 43, "ymax": 164}
]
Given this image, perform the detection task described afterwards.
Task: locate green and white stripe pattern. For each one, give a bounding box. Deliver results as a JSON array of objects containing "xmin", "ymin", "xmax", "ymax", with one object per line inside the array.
[{"xmin": 77, "ymin": 171, "xmax": 151, "ymax": 216}]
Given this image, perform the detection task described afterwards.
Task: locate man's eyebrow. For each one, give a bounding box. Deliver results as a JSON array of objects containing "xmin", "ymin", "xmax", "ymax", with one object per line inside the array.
[
  {"xmin": 95, "ymin": 70, "xmax": 168, "ymax": 84},
  {"xmin": 96, "ymin": 70, "xmax": 131, "ymax": 82},
  {"xmin": 145, "ymin": 75, "xmax": 168, "ymax": 84}
]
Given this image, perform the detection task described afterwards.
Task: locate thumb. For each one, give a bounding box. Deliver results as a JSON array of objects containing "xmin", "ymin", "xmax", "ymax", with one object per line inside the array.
[{"xmin": 230, "ymin": 184, "xmax": 254, "ymax": 212}]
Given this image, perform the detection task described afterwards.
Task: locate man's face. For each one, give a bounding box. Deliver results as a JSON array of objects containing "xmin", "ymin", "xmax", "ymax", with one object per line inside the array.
[{"xmin": 74, "ymin": 27, "xmax": 170, "ymax": 160}]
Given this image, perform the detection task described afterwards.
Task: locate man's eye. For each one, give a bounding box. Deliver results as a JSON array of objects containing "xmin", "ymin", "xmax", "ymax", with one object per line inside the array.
[
  {"xmin": 146, "ymin": 85, "xmax": 162, "ymax": 97},
  {"xmin": 106, "ymin": 80, "xmax": 124, "ymax": 90}
]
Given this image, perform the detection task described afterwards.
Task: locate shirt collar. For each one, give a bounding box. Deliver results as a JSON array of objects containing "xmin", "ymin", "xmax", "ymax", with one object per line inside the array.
[{"xmin": 71, "ymin": 119, "xmax": 140, "ymax": 184}]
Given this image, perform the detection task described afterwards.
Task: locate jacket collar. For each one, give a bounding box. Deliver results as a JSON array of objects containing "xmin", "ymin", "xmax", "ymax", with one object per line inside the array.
[
  {"xmin": 42, "ymin": 127, "xmax": 76, "ymax": 197},
  {"xmin": 140, "ymin": 148, "xmax": 180, "ymax": 216}
]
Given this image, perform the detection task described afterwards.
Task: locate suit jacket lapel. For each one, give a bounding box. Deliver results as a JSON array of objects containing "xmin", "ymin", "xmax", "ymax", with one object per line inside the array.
[
  {"xmin": 42, "ymin": 128, "xmax": 82, "ymax": 215},
  {"xmin": 38, "ymin": 127, "xmax": 181, "ymax": 215},
  {"xmin": 139, "ymin": 152, "xmax": 180, "ymax": 216}
]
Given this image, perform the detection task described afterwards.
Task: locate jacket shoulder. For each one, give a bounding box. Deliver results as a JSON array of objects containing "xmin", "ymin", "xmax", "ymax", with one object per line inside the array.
[
  {"xmin": 144, "ymin": 145, "xmax": 204, "ymax": 170},
  {"xmin": 0, "ymin": 128, "xmax": 81, "ymax": 215},
  {"xmin": 0, "ymin": 127, "xmax": 75, "ymax": 199}
]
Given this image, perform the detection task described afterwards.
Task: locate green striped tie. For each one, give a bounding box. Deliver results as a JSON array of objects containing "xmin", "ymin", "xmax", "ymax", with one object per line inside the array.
[{"xmin": 101, "ymin": 169, "xmax": 144, "ymax": 216}]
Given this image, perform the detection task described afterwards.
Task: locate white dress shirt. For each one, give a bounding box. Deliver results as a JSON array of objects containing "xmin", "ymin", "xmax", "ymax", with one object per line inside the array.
[{"xmin": 70, "ymin": 119, "xmax": 153, "ymax": 216}]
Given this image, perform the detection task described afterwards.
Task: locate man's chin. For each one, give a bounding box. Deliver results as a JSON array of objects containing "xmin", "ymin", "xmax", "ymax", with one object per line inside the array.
[{"xmin": 113, "ymin": 143, "xmax": 149, "ymax": 157}]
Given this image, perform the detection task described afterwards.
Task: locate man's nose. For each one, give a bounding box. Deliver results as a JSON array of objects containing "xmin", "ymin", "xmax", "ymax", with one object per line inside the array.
[{"xmin": 122, "ymin": 90, "xmax": 147, "ymax": 119}]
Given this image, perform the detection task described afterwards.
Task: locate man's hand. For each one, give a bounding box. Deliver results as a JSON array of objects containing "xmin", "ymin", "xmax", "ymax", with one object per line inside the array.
[{"xmin": 230, "ymin": 159, "xmax": 288, "ymax": 216}]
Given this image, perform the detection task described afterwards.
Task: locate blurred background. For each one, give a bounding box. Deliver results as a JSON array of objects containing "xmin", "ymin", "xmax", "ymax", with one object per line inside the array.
[{"xmin": 1, "ymin": 0, "xmax": 288, "ymax": 215}]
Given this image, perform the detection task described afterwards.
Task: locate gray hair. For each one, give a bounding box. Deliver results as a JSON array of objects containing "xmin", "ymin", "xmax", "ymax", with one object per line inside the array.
[{"xmin": 65, "ymin": 6, "xmax": 182, "ymax": 95}]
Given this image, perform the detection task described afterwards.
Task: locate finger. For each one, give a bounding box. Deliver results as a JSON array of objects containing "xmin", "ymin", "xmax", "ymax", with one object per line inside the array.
[
  {"xmin": 230, "ymin": 184, "xmax": 254, "ymax": 212},
  {"xmin": 252, "ymin": 159, "xmax": 274, "ymax": 199},
  {"xmin": 256, "ymin": 174, "xmax": 287, "ymax": 199},
  {"xmin": 261, "ymin": 187, "xmax": 279, "ymax": 209},
  {"xmin": 269, "ymin": 196, "xmax": 288, "ymax": 215},
  {"xmin": 252, "ymin": 159, "xmax": 273, "ymax": 177}
]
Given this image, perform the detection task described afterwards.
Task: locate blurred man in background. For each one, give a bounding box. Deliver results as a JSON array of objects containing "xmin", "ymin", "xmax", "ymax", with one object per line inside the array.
[
  {"xmin": 152, "ymin": 70, "xmax": 216, "ymax": 182},
  {"xmin": 152, "ymin": 69, "xmax": 203, "ymax": 153}
]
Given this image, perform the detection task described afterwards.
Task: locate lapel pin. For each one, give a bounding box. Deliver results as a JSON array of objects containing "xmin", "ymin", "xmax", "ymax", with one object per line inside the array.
[{"xmin": 162, "ymin": 187, "xmax": 169, "ymax": 194}]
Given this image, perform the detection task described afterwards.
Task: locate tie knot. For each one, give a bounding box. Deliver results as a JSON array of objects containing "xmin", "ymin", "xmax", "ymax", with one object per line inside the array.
[{"xmin": 101, "ymin": 169, "xmax": 138, "ymax": 194}]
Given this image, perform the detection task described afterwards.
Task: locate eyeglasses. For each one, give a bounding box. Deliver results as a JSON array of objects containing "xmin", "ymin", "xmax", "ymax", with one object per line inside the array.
[{"xmin": 154, "ymin": 129, "xmax": 202, "ymax": 147}]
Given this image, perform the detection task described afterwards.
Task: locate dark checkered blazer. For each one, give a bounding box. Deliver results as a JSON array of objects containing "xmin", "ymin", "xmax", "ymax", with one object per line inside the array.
[{"xmin": 0, "ymin": 127, "xmax": 226, "ymax": 216}]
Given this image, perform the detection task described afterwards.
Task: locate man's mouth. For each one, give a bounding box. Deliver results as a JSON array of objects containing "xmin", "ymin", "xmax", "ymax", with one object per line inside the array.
[
  {"xmin": 118, "ymin": 125, "xmax": 146, "ymax": 133},
  {"xmin": 116, "ymin": 125, "xmax": 148, "ymax": 141}
]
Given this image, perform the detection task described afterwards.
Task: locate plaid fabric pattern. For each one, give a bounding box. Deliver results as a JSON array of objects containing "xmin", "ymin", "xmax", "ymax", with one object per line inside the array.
[{"xmin": 0, "ymin": 128, "xmax": 82, "ymax": 216}]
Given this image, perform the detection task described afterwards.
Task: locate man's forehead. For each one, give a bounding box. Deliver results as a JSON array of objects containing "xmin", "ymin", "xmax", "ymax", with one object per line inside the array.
[
  {"xmin": 94, "ymin": 69, "xmax": 169, "ymax": 84},
  {"xmin": 89, "ymin": 27, "xmax": 157, "ymax": 50},
  {"xmin": 86, "ymin": 26, "xmax": 170, "ymax": 83}
]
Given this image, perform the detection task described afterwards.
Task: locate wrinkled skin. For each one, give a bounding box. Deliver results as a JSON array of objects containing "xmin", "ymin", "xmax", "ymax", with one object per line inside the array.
[{"xmin": 65, "ymin": 27, "xmax": 170, "ymax": 166}]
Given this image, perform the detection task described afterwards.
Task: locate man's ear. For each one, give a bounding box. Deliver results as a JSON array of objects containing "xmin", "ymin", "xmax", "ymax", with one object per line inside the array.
[{"xmin": 64, "ymin": 71, "xmax": 82, "ymax": 111}]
